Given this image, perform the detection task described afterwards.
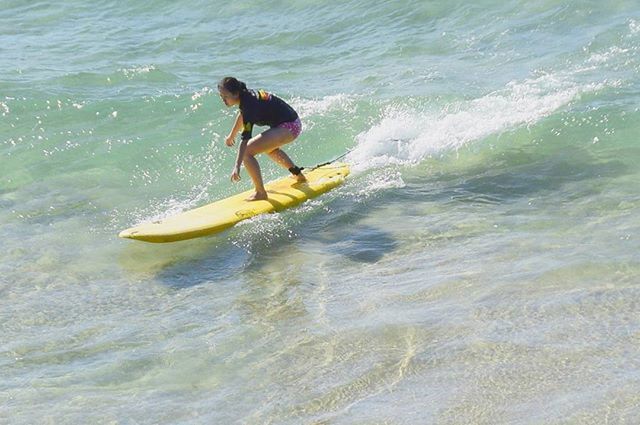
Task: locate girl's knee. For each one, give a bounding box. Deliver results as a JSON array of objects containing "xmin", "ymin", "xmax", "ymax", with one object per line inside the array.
[{"xmin": 244, "ymin": 145, "xmax": 258, "ymax": 157}]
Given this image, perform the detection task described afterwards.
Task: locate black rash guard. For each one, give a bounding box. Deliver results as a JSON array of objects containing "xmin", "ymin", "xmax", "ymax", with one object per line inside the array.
[{"xmin": 239, "ymin": 89, "xmax": 298, "ymax": 141}]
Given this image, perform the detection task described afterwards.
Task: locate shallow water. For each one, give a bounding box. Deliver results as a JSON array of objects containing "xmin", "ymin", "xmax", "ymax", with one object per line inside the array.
[{"xmin": 2, "ymin": 0, "xmax": 640, "ymax": 423}]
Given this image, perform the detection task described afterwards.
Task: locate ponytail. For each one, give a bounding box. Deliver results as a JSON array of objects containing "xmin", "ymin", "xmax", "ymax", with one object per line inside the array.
[{"xmin": 218, "ymin": 77, "xmax": 248, "ymax": 95}]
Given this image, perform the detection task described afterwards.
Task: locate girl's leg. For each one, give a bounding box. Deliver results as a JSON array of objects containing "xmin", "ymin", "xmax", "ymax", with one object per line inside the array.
[
  {"xmin": 243, "ymin": 127, "xmax": 301, "ymax": 200},
  {"xmin": 242, "ymin": 154, "xmax": 267, "ymax": 201},
  {"xmin": 267, "ymin": 149, "xmax": 307, "ymax": 182}
]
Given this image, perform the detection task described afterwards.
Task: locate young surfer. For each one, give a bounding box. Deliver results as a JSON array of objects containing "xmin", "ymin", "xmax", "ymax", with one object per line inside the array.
[{"xmin": 218, "ymin": 77, "xmax": 306, "ymax": 201}]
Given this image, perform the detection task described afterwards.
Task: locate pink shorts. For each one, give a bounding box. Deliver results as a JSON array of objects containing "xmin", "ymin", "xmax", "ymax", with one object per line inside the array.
[{"xmin": 277, "ymin": 117, "xmax": 302, "ymax": 139}]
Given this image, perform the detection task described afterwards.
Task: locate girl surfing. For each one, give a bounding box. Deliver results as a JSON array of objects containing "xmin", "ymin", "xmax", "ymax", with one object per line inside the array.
[{"xmin": 218, "ymin": 77, "xmax": 306, "ymax": 201}]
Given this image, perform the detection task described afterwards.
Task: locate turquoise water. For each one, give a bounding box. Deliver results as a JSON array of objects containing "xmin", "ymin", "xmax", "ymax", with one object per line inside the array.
[{"xmin": 2, "ymin": 0, "xmax": 640, "ymax": 423}]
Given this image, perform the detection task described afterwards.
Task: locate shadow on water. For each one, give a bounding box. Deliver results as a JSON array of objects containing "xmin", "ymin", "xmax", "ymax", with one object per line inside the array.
[
  {"xmin": 150, "ymin": 221, "xmax": 398, "ymax": 289},
  {"xmin": 119, "ymin": 236, "xmax": 251, "ymax": 289},
  {"xmin": 121, "ymin": 188, "xmax": 400, "ymax": 289},
  {"xmin": 310, "ymin": 224, "xmax": 397, "ymax": 264},
  {"xmin": 153, "ymin": 245, "xmax": 250, "ymax": 289}
]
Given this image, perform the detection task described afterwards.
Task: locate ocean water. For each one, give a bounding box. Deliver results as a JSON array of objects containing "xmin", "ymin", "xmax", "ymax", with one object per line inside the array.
[{"xmin": 2, "ymin": 0, "xmax": 640, "ymax": 423}]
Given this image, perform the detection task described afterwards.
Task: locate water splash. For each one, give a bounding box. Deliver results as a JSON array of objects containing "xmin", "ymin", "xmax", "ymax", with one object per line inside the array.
[{"xmin": 348, "ymin": 72, "xmax": 608, "ymax": 172}]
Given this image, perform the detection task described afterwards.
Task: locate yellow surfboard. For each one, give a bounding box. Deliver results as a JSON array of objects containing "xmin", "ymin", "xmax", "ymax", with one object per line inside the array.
[{"xmin": 119, "ymin": 163, "xmax": 350, "ymax": 243}]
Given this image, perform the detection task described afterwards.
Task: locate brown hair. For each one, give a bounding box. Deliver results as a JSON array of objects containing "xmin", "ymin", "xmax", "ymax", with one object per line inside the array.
[{"xmin": 218, "ymin": 77, "xmax": 248, "ymax": 95}]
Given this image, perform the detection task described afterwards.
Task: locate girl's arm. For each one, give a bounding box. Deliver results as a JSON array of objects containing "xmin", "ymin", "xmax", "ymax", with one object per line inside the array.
[
  {"xmin": 225, "ymin": 112, "xmax": 243, "ymax": 146},
  {"xmin": 231, "ymin": 138, "xmax": 248, "ymax": 181}
]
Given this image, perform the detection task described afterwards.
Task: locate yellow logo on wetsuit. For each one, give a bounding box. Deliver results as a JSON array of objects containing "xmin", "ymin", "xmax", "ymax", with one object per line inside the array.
[{"xmin": 257, "ymin": 89, "xmax": 271, "ymax": 101}]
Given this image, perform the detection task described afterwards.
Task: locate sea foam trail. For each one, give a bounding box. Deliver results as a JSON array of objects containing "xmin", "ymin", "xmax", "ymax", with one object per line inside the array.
[{"xmin": 347, "ymin": 72, "xmax": 608, "ymax": 172}]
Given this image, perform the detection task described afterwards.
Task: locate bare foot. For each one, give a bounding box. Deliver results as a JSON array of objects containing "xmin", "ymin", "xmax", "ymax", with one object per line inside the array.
[
  {"xmin": 291, "ymin": 173, "xmax": 307, "ymax": 183},
  {"xmin": 246, "ymin": 191, "xmax": 268, "ymax": 201}
]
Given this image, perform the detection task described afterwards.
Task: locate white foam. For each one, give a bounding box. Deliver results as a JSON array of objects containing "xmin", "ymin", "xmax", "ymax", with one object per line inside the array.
[
  {"xmin": 290, "ymin": 94, "xmax": 356, "ymax": 118},
  {"xmin": 347, "ymin": 72, "xmax": 607, "ymax": 172},
  {"xmin": 118, "ymin": 65, "xmax": 157, "ymax": 79},
  {"xmin": 587, "ymin": 46, "xmax": 630, "ymax": 65},
  {"xmin": 352, "ymin": 170, "xmax": 406, "ymax": 202},
  {"xmin": 289, "ymin": 94, "xmax": 356, "ymax": 131},
  {"xmin": 191, "ymin": 86, "xmax": 213, "ymax": 101}
]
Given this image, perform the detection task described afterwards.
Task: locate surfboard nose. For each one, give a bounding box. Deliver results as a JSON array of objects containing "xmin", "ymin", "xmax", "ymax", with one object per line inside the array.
[{"xmin": 118, "ymin": 229, "xmax": 136, "ymax": 239}]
